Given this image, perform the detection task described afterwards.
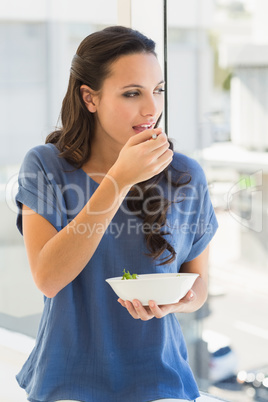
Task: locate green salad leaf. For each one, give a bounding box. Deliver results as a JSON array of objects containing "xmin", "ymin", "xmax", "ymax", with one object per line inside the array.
[{"xmin": 121, "ymin": 269, "xmax": 138, "ymax": 280}]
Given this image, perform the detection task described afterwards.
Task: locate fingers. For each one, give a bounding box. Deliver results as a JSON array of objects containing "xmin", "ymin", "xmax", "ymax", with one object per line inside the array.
[
  {"xmin": 117, "ymin": 299, "xmax": 154, "ymax": 321},
  {"xmin": 118, "ymin": 291, "xmax": 196, "ymax": 320},
  {"xmin": 147, "ymin": 135, "xmax": 170, "ymax": 158},
  {"xmin": 141, "ymin": 132, "xmax": 173, "ymax": 174},
  {"xmin": 144, "ymin": 132, "xmax": 173, "ymax": 163},
  {"xmin": 113, "ymin": 127, "xmax": 172, "ymax": 186},
  {"xmin": 129, "ymin": 127, "xmax": 163, "ymax": 146},
  {"xmin": 147, "ymin": 301, "xmax": 167, "ymax": 319},
  {"xmin": 154, "ymin": 148, "xmax": 173, "ymax": 172},
  {"xmin": 117, "ymin": 298, "xmax": 126, "ymax": 307},
  {"xmin": 118, "ymin": 298, "xmax": 175, "ymax": 320}
]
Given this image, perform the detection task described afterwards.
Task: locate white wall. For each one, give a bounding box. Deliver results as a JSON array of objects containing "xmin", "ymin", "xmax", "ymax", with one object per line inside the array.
[
  {"xmin": 0, "ymin": 0, "xmax": 117, "ymax": 23},
  {"xmin": 167, "ymin": 0, "xmax": 214, "ymax": 29},
  {"xmin": 253, "ymin": 0, "xmax": 268, "ymax": 41}
]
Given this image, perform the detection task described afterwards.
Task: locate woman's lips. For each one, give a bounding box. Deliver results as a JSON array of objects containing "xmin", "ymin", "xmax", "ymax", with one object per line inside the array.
[{"xmin": 132, "ymin": 124, "xmax": 154, "ymax": 134}]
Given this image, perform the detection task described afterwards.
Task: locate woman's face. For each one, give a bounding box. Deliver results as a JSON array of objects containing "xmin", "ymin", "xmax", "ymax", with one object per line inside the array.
[{"xmin": 91, "ymin": 52, "xmax": 165, "ymax": 148}]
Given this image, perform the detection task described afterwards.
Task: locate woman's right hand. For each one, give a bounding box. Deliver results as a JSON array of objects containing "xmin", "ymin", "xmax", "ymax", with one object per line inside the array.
[{"xmin": 108, "ymin": 127, "xmax": 173, "ymax": 188}]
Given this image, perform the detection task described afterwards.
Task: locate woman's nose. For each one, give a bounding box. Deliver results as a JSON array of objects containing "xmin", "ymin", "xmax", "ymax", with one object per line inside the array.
[{"xmin": 140, "ymin": 95, "xmax": 158, "ymax": 117}]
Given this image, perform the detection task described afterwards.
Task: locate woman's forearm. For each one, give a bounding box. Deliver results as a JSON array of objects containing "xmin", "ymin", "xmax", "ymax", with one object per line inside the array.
[
  {"xmin": 33, "ymin": 174, "xmax": 131, "ymax": 297},
  {"xmin": 177, "ymin": 276, "xmax": 208, "ymax": 313}
]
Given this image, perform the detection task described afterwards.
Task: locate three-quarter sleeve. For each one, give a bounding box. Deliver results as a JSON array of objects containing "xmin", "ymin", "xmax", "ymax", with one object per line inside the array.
[{"xmin": 16, "ymin": 147, "xmax": 63, "ymax": 235}]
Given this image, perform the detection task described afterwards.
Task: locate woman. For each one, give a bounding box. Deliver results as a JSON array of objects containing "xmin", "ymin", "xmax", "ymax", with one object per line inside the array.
[{"xmin": 16, "ymin": 26, "xmax": 218, "ymax": 402}]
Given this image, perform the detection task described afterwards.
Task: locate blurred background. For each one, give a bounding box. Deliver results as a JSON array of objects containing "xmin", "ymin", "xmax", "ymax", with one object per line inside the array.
[{"xmin": 0, "ymin": 0, "xmax": 267, "ymax": 401}]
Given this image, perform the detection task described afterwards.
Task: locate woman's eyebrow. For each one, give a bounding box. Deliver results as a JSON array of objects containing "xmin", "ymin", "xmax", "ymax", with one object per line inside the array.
[{"xmin": 121, "ymin": 80, "xmax": 165, "ymax": 89}]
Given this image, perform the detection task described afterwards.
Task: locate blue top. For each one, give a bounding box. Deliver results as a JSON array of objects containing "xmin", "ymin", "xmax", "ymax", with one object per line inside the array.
[{"xmin": 15, "ymin": 143, "xmax": 218, "ymax": 402}]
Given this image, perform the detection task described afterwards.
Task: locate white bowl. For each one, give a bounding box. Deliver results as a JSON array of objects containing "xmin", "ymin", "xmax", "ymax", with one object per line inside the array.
[{"xmin": 106, "ymin": 273, "xmax": 199, "ymax": 306}]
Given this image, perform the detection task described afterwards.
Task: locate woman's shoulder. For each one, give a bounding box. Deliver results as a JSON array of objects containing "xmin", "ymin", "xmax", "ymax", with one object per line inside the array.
[
  {"xmin": 171, "ymin": 151, "xmax": 207, "ymax": 184},
  {"xmin": 24, "ymin": 143, "xmax": 60, "ymax": 160},
  {"xmin": 21, "ymin": 143, "xmax": 64, "ymax": 171}
]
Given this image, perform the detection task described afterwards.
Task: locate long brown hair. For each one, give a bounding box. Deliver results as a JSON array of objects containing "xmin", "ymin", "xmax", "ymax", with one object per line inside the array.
[{"xmin": 46, "ymin": 25, "xmax": 190, "ymax": 265}]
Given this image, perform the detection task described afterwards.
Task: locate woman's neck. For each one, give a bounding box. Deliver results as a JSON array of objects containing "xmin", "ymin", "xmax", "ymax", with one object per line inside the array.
[{"xmin": 82, "ymin": 136, "xmax": 121, "ymax": 182}]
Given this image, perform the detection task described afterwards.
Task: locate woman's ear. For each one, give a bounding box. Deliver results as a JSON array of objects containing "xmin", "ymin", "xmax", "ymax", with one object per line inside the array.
[{"xmin": 80, "ymin": 85, "xmax": 98, "ymax": 113}]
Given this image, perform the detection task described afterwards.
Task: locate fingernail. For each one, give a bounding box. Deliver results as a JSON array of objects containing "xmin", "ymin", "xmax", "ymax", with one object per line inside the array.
[
  {"xmin": 149, "ymin": 301, "xmax": 155, "ymax": 308},
  {"xmin": 189, "ymin": 292, "xmax": 194, "ymax": 299},
  {"xmin": 133, "ymin": 301, "xmax": 139, "ymax": 308}
]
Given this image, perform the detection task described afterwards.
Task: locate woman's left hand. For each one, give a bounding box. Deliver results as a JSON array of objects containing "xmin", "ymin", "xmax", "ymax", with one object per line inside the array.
[
  {"xmin": 118, "ymin": 247, "xmax": 210, "ymax": 320},
  {"xmin": 117, "ymin": 290, "xmax": 196, "ymax": 321}
]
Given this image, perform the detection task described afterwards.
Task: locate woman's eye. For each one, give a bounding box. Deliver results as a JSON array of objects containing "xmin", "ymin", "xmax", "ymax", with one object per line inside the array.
[
  {"xmin": 123, "ymin": 92, "xmax": 139, "ymax": 98},
  {"xmin": 154, "ymin": 88, "xmax": 165, "ymax": 95},
  {"xmin": 123, "ymin": 88, "xmax": 165, "ymax": 97}
]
